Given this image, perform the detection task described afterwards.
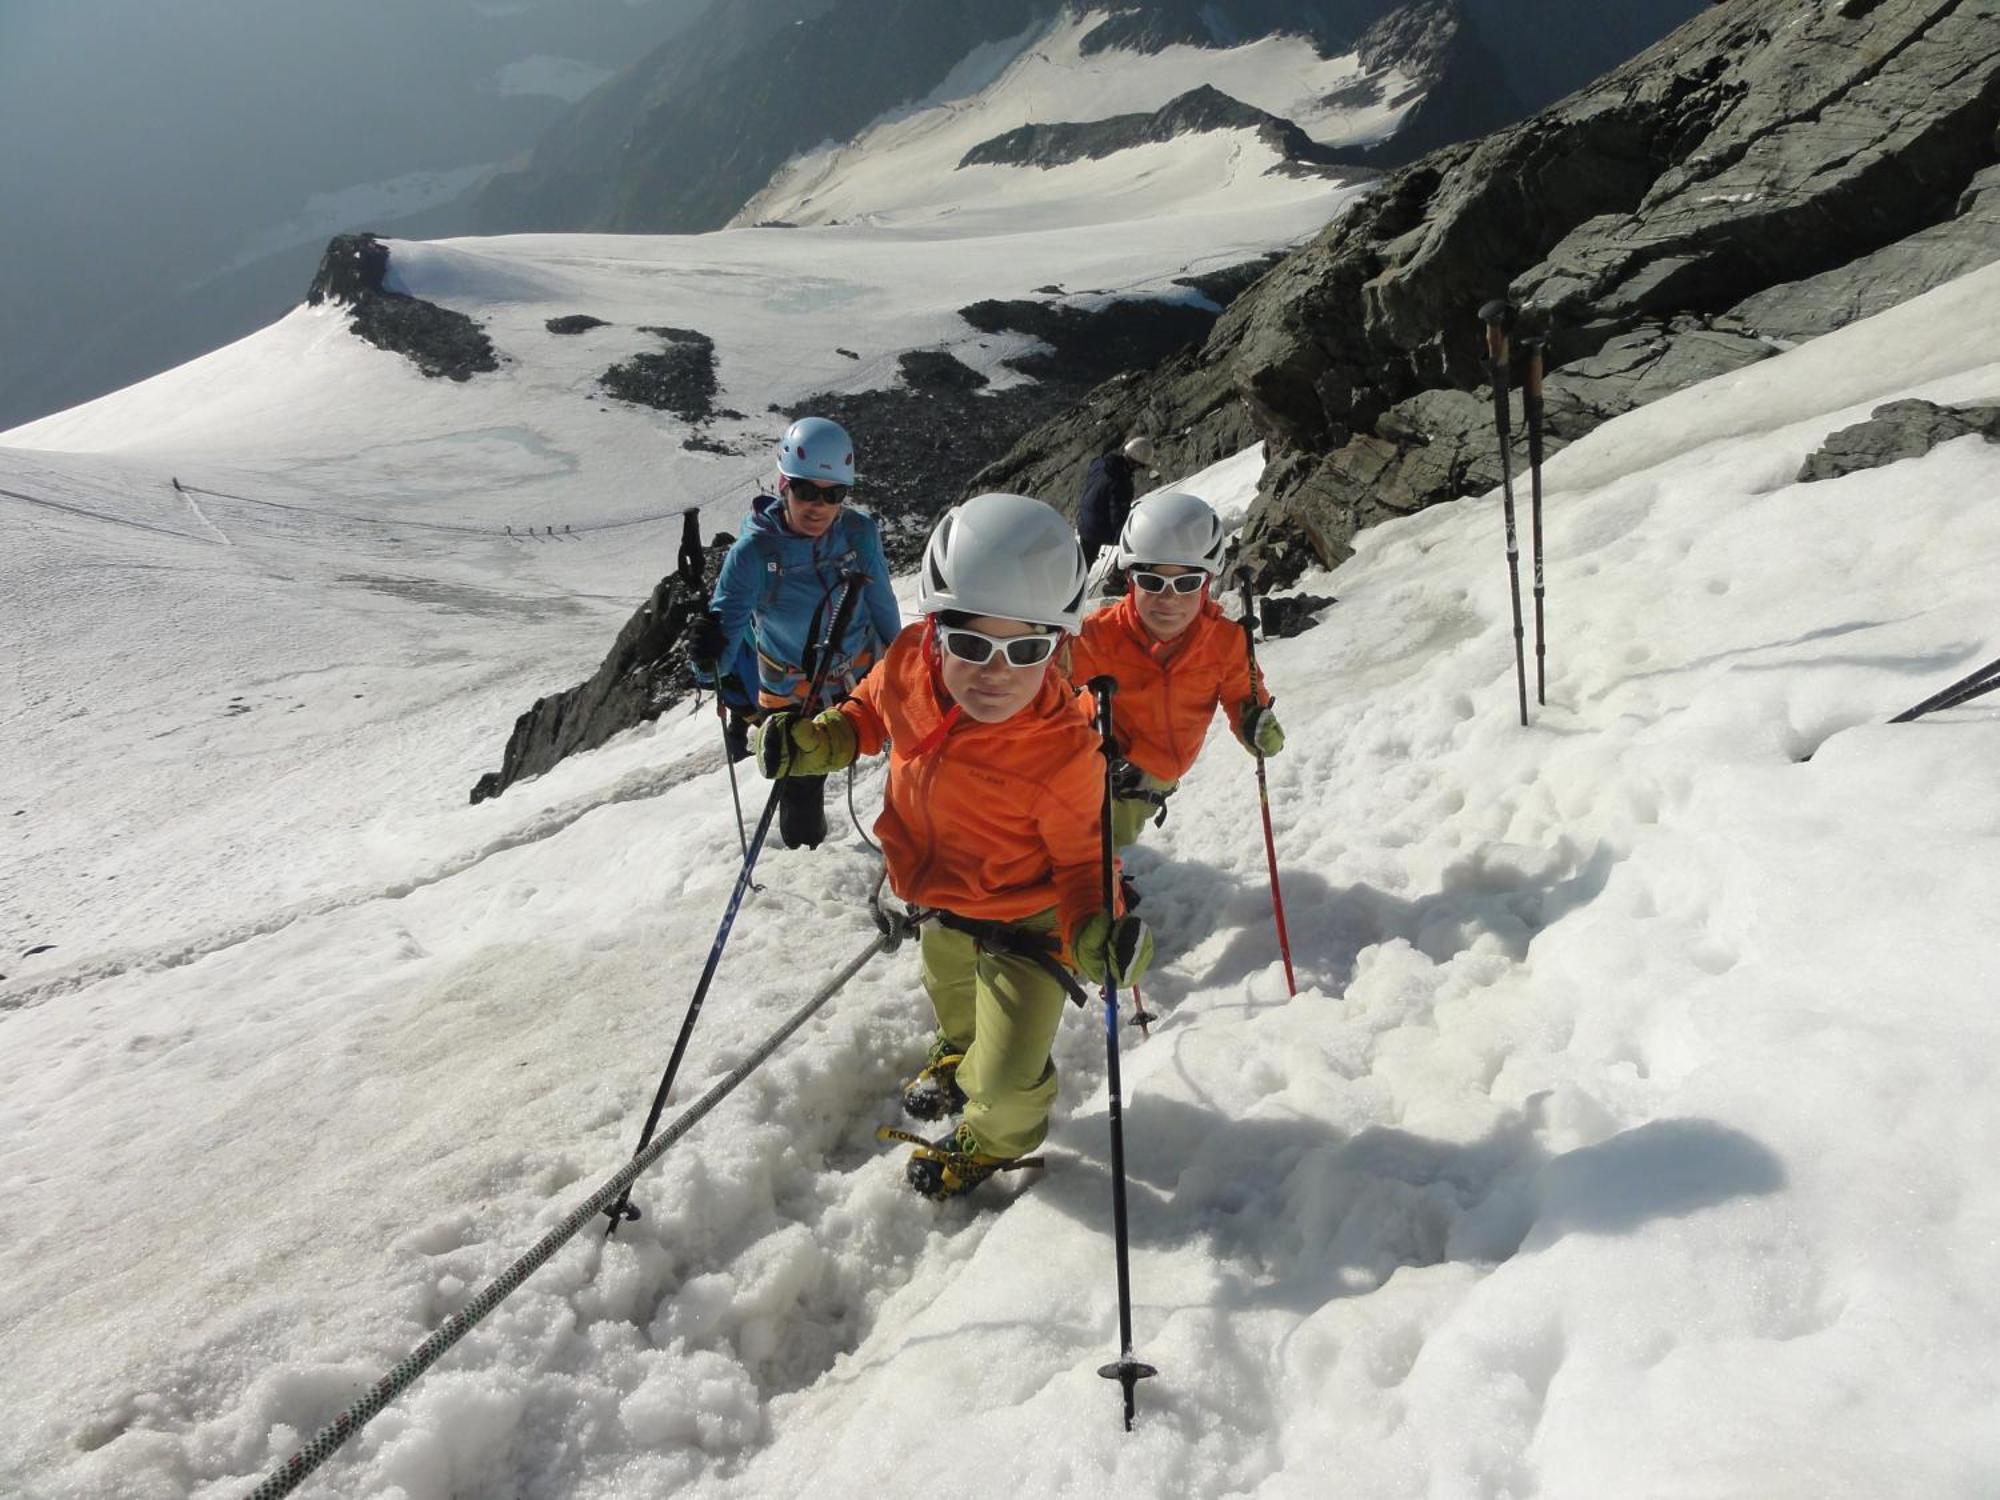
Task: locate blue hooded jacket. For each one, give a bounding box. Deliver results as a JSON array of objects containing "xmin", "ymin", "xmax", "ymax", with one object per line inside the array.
[{"xmin": 708, "ymin": 493, "xmax": 902, "ymax": 709}]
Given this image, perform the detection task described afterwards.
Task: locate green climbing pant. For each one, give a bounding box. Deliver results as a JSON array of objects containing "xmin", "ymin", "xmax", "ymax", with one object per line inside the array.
[{"xmin": 919, "ymin": 909, "xmax": 1071, "ymax": 1159}]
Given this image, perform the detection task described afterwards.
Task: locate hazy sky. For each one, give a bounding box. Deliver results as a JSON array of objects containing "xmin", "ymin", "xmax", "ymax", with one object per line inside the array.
[{"xmin": 0, "ymin": 0, "xmax": 711, "ymax": 430}]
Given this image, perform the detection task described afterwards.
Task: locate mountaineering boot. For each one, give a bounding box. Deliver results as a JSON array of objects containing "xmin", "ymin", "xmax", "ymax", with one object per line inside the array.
[
  {"xmin": 901, "ymin": 1124, "xmax": 1032, "ymax": 1201},
  {"xmin": 901, "ymin": 1039, "xmax": 967, "ymax": 1122}
]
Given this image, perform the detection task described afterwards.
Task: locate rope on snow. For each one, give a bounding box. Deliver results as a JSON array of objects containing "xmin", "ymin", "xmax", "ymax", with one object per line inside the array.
[{"xmin": 244, "ymin": 924, "xmax": 901, "ymax": 1499}]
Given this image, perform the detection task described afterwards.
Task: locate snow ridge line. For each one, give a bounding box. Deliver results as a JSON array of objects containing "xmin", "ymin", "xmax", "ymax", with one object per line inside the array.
[
  {"xmin": 244, "ymin": 928, "xmax": 893, "ymax": 1500},
  {"xmin": 0, "ymin": 742, "xmax": 727, "ymax": 1013},
  {"xmin": 177, "ymin": 467, "xmax": 754, "ymax": 542},
  {"xmin": 0, "ymin": 484, "xmax": 221, "ymax": 545}
]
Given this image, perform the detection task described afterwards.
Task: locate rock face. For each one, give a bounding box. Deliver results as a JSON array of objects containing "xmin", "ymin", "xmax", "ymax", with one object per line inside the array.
[
  {"xmin": 959, "ymin": 85, "xmax": 1345, "ymax": 174},
  {"xmin": 470, "ymin": 540, "xmax": 723, "ymax": 804},
  {"xmin": 306, "ymin": 234, "xmax": 499, "ymax": 382},
  {"xmin": 978, "ymin": 0, "xmax": 2000, "ymax": 588},
  {"xmin": 600, "ymin": 326, "xmax": 718, "ymax": 421},
  {"xmin": 1797, "ymin": 399, "xmax": 2000, "ymax": 482}
]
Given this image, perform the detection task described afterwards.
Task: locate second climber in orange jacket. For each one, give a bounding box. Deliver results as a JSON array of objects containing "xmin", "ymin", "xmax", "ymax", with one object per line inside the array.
[{"xmin": 1069, "ymin": 490, "xmax": 1286, "ymax": 850}]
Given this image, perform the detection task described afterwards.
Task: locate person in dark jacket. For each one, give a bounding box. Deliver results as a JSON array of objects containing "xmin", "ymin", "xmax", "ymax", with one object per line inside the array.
[
  {"xmin": 1076, "ymin": 434, "xmax": 1156, "ymax": 569},
  {"xmin": 689, "ymin": 416, "xmax": 901, "ymax": 849}
]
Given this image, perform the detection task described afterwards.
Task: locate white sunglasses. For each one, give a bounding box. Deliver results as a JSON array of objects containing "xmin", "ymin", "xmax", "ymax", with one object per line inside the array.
[
  {"xmin": 1130, "ymin": 569, "xmax": 1207, "ymax": 596},
  {"xmin": 938, "ymin": 625, "xmax": 1060, "ymax": 668}
]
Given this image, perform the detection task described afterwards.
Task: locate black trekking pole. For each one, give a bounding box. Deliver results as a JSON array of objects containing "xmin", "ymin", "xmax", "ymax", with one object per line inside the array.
[
  {"xmin": 603, "ymin": 574, "xmax": 867, "ymax": 1233},
  {"xmin": 1522, "ymin": 330, "xmax": 1548, "ymax": 707},
  {"xmin": 1085, "ymin": 676, "xmax": 1158, "ymax": 1430},
  {"xmin": 1926, "ymin": 669, "xmax": 2000, "ymax": 716},
  {"xmin": 1888, "ymin": 652, "xmax": 2000, "ymax": 724},
  {"xmin": 715, "ymin": 698, "xmax": 762, "ymax": 887},
  {"xmin": 1480, "ymin": 298, "xmax": 1530, "ymax": 727}
]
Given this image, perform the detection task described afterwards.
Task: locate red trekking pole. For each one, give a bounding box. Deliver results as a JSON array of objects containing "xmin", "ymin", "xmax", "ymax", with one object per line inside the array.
[{"xmin": 1237, "ymin": 579, "xmax": 1297, "ymax": 997}]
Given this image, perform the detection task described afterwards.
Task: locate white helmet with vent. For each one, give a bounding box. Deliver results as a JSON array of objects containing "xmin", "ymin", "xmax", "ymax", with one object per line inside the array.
[
  {"xmin": 917, "ymin": 492, "xmax": 1088, "ymax": 633},
  {"xmin": 1114, "ymin": 490, "xmax": 1226, "ymax": 573}
]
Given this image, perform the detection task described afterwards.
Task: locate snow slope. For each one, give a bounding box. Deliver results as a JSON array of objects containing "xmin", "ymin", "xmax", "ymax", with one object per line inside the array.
[
  {"xmin": 4, "ymin": 250, "xmax": 2000, "ymax": 1499},
  {"xmin": 736, "ymin": 12, "xmax": 1404, "ymax": 228},
  {"xmin": 1, "ymin": 165, "xmax": 1358, "ymax": 978}
]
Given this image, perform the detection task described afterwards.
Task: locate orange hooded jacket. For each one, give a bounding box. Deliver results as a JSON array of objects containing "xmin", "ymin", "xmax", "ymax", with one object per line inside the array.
[
  {"xmin": 837, "ymin": 621, "xmax": 1106, "ymax": 950},
  {"xmin": 1068, "ymin": 592, "xmax": 1268, "ymax": 783}
]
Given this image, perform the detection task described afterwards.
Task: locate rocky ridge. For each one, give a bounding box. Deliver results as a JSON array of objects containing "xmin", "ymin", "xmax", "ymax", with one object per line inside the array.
[
  {"xmin": 976, "ymin": 0, "xmax": 2000, "ymax": 588},
  {"xmin": 306, "ymin": 234, "xmax": 498, "ymax": 382},
  {"xmin": 958, "ymin": 84, "xmax": 1346, "ymax": 174}
]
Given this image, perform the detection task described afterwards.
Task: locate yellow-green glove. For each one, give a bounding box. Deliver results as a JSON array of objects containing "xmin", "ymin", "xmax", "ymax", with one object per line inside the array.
[
  {"xmin": 1241, "ymin": 701, "xmax": 1285, "ymax": 758},
  {"xmin": 1072, "ymin": 911, "xmax": 1154, "ymax": 988},
  {"xmin": 753, "ymin": 708, "xmax": 858, "ymax": 779}
]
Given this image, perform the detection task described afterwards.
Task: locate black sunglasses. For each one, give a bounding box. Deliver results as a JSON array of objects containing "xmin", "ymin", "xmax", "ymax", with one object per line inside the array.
[
  {"xmin": 939, "ymin": 625, "xmax": 1060, "ymax": 668},
  {"xmin": 1130, "ymin": 569, "xmax": 1207, "ymax": 596},
  {"xmin": 786, "ymin": 479, "xmax": 849, "ymax": 506}
]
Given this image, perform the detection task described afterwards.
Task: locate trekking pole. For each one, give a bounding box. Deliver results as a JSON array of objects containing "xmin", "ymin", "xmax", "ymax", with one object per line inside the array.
[
  {"xmin": 1927, "ymin": 670, "xmax": 2000, "ymax": 716},
  {"xmin": 603, "ymin": 573, "xmax": 867, "ymax": 1233},
  {"xmin": 1085, "ymin": 676, "xmax": 1158, "ymax": 1431},
  {"xmin": 715, "ymin": 698, "xmax": 763, "ymax": 888},
  {"xmin": 1522, "ymin": 331, "xmax": 1548, "ymax": 707},
  {"xmin": 1480, "ymin": 298, "xmax": 1530, "ymax": 727},
  {"xmin": 1237, "ymin": 581, "xmax": 1298, "ymax": 998},
  {"xmin": 686, "ymin": 501, "xmax": 760, "ymax": 888},
  {"xmin": 1888, "ymin": 652, "xmax": 2000, "ymax": 723},
  {"xmin": 1128, "ymin": 984, "xmax": 1154, "ymax": 1038}
]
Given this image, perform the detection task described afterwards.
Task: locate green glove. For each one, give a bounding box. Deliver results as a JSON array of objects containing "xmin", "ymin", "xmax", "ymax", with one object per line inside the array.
[
  {"xmin": 1241, "ymin": 701, "xmax": 1285, "ymax": 758},
  {"xmin": 753, "ymin": 708, "xmax": 858, "ymax": 779},
  {"xmin": 1072, "ymin": 911, "xmax": 1154, "ymax": 988}
]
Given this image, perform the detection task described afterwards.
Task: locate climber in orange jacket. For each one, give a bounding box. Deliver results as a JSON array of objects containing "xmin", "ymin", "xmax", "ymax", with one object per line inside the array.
[
  {"xmin": 1069, "ymin": 491, "xmax": 1286, "ymax": 849},
  {"xmin": 755, "ymin": 492, "xmax": 1152, "ymax": 1200}
]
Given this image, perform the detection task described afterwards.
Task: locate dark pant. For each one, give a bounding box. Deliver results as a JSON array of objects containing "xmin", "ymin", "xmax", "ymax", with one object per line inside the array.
[
  {"xmin": 722, "ymin": 708, "xmax": 753, "ymax": 764},
  {"xmin": 778, "ymin": 773, "xmax": 828, "ymax": 848}
]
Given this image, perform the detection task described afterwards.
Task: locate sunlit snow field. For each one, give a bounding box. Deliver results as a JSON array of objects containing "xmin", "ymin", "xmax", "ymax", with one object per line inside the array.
[{"xmin": 3, "ymin": 172, "xmax": 1999, "ymax": 1500}]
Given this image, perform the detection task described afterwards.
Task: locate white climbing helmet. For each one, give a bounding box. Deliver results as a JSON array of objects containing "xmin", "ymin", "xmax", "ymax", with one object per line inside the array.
[
  {"xmin": 918, "ymin": 492, "xmax": 1089, "ymax": 633},
  {"xmin": 1115, "ymin": 490, "xmax": 1227, "ymax": 574},
  {"xmin": 776, "ymin": 415, "xmax": 856, "ymax": 486},
  {"xmin": 1123, "ymin": 435, "xmax": 1156, "ymax": 467}
]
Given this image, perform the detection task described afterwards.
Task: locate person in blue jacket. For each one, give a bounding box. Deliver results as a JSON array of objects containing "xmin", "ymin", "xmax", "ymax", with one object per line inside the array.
[{"xmin": 690, "ymin": 416, "xmax": 901, "ymax": 849}]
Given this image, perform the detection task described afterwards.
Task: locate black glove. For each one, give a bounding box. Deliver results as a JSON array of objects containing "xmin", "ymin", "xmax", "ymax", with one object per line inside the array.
[{"xmin": 688, "ymin": 611, "xmax": 727, "ymax": 669}]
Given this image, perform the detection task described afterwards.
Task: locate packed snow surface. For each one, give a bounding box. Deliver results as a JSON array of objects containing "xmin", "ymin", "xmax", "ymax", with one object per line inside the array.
[{"xmin": 4, "ymin": 237, "xmax": 2000, "ymax": 1500}]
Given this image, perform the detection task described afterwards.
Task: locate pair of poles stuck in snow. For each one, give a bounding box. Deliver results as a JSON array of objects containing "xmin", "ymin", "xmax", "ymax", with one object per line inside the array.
[
  {"xmin": 1482, "ymin": 298, "xmax": 1552, "ymax": 727},
  {"xmin": 1473, "ymin": 302, "xmax": 1998, "ymax": 732}
]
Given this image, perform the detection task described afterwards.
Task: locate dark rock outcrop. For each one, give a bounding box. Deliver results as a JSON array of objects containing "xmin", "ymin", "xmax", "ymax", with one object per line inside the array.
[
  {"xmin": 899, "ymin": 349, "xmax": 990, "ymax": 393},
  {"xmin": 959, "ymin": 86, "xmax": 1345, "ymax": 174},
  {"xmin": 470, "ymin": 541, "xmax": 727, "ymax": 803},
  {"xmin": 1258, "ymin": 592, "xmax": 1340, "ymax": 638},
  {"xmin": 546, "ymin": 314, "xmax": 610, "ymax": 334},
  {"xmin": 1798, "ymin": 398, "xmax": 2000, "ymax": 482},
  {"xmin": 977, "ymin": 0, "xmax": 2000, "ymax": 589},
  {"xmin": 600, "ymin": 326, "xmax": 718, "ymax": 420},
  {"xmin": 307, "ymin": 233, "xmax": 499, "ymax": 382},
  {"xmin": 1174, "ymin": 254, "xmax": 1288, "ymax": 310},
  {"xmin": 961, "ymin": 296, "xmax": 1222, "ymax": 385}
]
